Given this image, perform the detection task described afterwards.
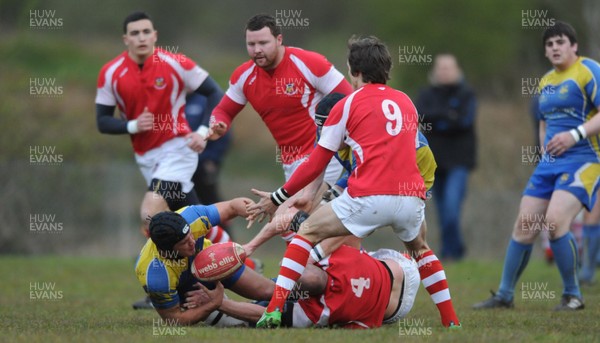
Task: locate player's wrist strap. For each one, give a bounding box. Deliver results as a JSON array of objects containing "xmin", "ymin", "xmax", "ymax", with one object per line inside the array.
[
  {"xmin": 570, "ymin": 125, "xmax": 587, "ymax": 142},
  {"xmin": 310, "ymin": 243, "xmax": 325, "ymax": 262},
  {"xmin": 577, "ymin": 125, "xmax": 587, "ymax": 139},
  {"xmin": 196, "ymin": 125, "xmax": 209, "ymax": 139},
  {"xmin": 127, "ymin": 120, "xmax": 139, "ymax": 134},
  {"xmin": 271, "ymin": 187, "xmax": 289, "ymax": 206}
]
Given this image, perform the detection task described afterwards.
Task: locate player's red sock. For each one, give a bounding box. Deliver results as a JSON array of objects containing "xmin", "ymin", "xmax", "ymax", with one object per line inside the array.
[
  {"xmin": 207, "ymin": 225, "xmax": 231, "ymax": 244},
  {"xmin": 267, "ymin": 235, "xmax": 313, "ymax": 313},
  {"xmin": 280, "ymin": 230, "xmax": 296, "ymax": 243},
  {"xmin": 415, "ymin": 250, "xmax": 460, "ymax": 327}
]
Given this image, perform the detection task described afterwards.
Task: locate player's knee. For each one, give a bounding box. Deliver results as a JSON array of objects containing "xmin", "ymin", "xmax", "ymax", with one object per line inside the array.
[
  {"xmin": 544, "ymin": 214, "xmax": 570, "ymax": 239},
  {"xmin": 296, "ymin": 224, "xmax": 321, "ymax": 244},
  {"xmin": 513, "ymin": 215, "xmax": 540, "ymax": 242}
]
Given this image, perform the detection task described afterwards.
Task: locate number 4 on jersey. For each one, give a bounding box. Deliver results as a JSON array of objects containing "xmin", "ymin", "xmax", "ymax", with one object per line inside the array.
[{"xmin": 351, "ymin": 277, "xmax": 371, "ymax": 297}]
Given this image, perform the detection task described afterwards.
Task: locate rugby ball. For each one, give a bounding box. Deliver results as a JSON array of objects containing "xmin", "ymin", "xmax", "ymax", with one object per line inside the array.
[{"xmin": 191, "ymin": 242, "xmax": 247, "ymax": 282}]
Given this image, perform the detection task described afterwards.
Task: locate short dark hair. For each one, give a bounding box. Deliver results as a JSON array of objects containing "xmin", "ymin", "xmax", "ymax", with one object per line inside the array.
[
  {"xmin": 347, "ymin": 36, "xmax": 392, "ymax": 84},
  {"xmin": 542, "ymin": 21, "xmax": 577, "ymax": 48},
  {"xmin": 245, "ymin": 14, "xmax": 281, "ymax": 37},
  {"xmin": 123, "ymin": 11, "xmax": 152, "ymax": 34}
]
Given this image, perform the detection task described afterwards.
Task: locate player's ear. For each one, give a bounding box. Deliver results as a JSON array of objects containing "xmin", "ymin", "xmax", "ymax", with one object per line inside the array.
[{"xmin": 276, "ymin": 34, "xmax": 283, "ymax": 46}]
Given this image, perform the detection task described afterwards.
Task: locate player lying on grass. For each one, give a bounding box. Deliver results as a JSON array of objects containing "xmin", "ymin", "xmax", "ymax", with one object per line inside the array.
[
  {"xmin": 135, "ymin": 198, "xmax": 280, "ymax": 326},
  {"xmin": 244, "ymin": 91, "xmax": 460, "ymax": 327},
  {"xmin": 186, "ymin": 239, "xmax": 420, "ymax": 329}
]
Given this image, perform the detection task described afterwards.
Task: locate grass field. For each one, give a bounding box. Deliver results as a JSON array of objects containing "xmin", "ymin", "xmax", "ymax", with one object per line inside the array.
[{"xmin": 2, "ymin": 256, "xmax": 598, "ymax": 343}]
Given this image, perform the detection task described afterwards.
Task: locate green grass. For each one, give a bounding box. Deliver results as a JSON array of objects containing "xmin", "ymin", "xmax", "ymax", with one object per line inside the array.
[{"xmin": 1, "ymin": 256, "xmax": 598, "ymax": 342}]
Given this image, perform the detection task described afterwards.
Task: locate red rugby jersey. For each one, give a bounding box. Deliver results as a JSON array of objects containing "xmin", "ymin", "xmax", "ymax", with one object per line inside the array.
[
  {"xmin": 96, "ymin": 48, "xmax": 208, "ymax": 154},
  {"xmin": 297, "ymin": 246, "xmax": 392, "ymax": 328},
  {"xmin": 212, "ymin": 47, "xmax": 351, "ymax": 163},
  {"xmin": 319, "ymin": 84, "xmax": 426, "ymax": 198}
]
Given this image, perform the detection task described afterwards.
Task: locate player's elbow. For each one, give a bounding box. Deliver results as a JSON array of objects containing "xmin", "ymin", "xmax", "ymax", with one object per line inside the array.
[{"xmin": 96, "ymin": 118, "xmax": 109, "ymax": 133}]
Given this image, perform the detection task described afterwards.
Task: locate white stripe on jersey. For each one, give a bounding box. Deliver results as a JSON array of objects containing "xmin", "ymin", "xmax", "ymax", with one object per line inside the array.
[
  {"xmin": 170, "ymin": 74, "xmax": 187, "ymax": 134},
  {"xmin": 319, "ymin": 88, "xmax": 363, "ymax": 154},
  {"xmin": 156, "ymin": 51, "xmax": 209, "ymax": 92},
  {"xmin": 316, "ymin": 294, "xmax": 331, "ymax": 326},
  {"xmin": 301, "ymin": 83, "xmax": 310, "ymax": 109},
  {"xmin": 289, "ymin": 53, "xmax": 345, "ymax": 120},
  {"xmin": 170, "ymin": 74, "xmax": 180, "ymax": 134},
  {"xmin": 346, "ymin": 135, "xmax": 363, "ymax": 165},
  {"xmin": 113, "ymin": 68, "xmax": 129, "ymax": 113},
  {"xmin": 289, "ymin": 54, "xmax": 345, "ymax": 95},
  {"xmin": 95, "ymin": 56, "xmax": 125, "ymax": 106},
  {"xmin": 113, "ymin": 79, "xmax": 126, "ymax": 114},
  {"xmin": 225, "ymin": 64, "xmax": 255, "ymax": 105}
]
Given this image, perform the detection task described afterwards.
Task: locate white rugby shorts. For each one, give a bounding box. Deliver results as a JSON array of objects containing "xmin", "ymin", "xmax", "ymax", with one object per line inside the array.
[
  {"xmin": 331, "ymin": 190, "xmax": 425, "ymax": 242},
  {"xmin": 135, "ymin": 137, "xmax": 198, "ymax": 193}
]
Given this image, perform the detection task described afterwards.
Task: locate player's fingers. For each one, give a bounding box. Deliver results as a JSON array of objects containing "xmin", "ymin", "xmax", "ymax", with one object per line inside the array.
[
  {"xmin": 185, "ymin": 289, "xmax": 200, "ymax": 297},
  {"xmin": 242, "ymin": 198, "xmax": 256, "ymax": 207},
  {"xmin": 216, "ymin": 122, "xmax": 227, "ymax": 131},
  {"xmin": 246, "ymin": 201, "xmax": 266, "ymax": 213},
  {"xmin": 196, "ymin": 282, "xmax": 210, "ymax": 292},
  {"xmin": 250, "ymin": 188, "xmax": 269, "ymax": 198},
  {"xmin": 183, "ymin": 301, "xmax": 197, "ymax": 309}
]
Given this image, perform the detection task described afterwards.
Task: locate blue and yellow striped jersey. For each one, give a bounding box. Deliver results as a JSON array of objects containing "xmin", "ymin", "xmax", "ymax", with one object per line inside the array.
[
  {"xmin": 539, "ymin": 57, "xmax": 600, "ymax": 164},
  {"xmin": 416, "ymin": 131, "xmax": 436, "ymax": 191},
  {"xmin": 134, "ymin": 205, "xmax": 220, "ymax": 309}
]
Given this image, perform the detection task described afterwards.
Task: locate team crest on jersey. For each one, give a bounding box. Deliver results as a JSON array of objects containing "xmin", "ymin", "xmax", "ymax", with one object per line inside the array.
[
  {"xmin": 284, "ymin": 83, "xmax": 297, "ymax": 95},
  {"xmin": 154, "ymin": 77, "xmax": 166, "ymax": 90},
  {"xmin": 559, "ymin": 173, "xmax": 570, "ymax": 183},
  {"xmin": 558, "ymin": 85, "xmax": 569, "ymax": 100}
]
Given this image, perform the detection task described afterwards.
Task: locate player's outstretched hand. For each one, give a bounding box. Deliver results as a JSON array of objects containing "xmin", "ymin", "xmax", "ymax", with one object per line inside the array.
[
  {"xmin": 246, "ymin": 189, "xmax": 278, "ymax": 225},
  {"xmin": 546, "ymin": 131, "xmax": 576, "ymax": 156},
  {"xmin": 137, "ymin": 107, "xmax": 154, "ymax": 132}
]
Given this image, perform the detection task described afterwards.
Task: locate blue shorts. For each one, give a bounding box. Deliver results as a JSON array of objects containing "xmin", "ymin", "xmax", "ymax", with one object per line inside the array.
[{"xmin": 523, "ymin": 162, "xmax": 600, "ymax": 211}]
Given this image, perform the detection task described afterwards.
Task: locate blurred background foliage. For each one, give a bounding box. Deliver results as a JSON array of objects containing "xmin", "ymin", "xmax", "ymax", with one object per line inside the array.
[{"xmin": 0, "ymin": 0, "xmax": 598, "ymax": 256}]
